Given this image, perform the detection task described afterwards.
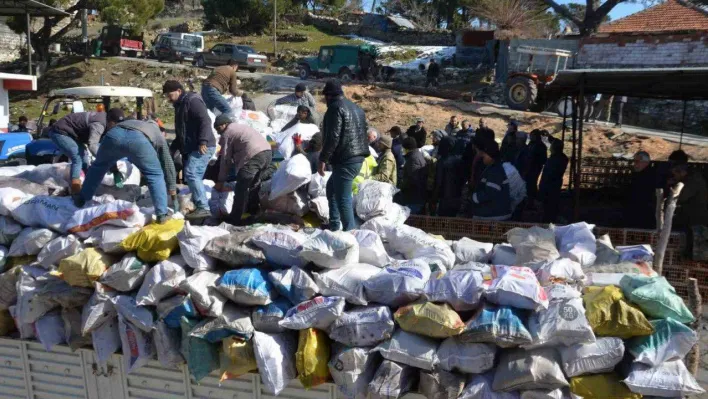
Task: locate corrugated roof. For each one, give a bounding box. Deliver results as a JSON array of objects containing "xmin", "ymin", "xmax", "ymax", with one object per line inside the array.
[
  {"xmin": 598, "ymin": 0, "xmax": 708, "ymax": 34},
  {"xmin": 388, "ymin": 15, "xmax": 416, "ymax": 29}
]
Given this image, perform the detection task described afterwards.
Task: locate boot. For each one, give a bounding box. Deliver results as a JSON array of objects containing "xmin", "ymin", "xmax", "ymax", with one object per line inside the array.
[{"xmin": 71, "ymin": 179, "xmax": 82, "ymax": 195}]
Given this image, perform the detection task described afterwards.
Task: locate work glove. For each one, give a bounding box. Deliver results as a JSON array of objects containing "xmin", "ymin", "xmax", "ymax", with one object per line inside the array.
[{"xmin": 292, "ymin": 133, "xmax": 303, "ymax": 147}]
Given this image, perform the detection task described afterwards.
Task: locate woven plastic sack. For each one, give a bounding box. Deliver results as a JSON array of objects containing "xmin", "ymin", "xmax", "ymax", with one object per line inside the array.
[
  {"xmin": 189, "ymin": 303, "xmax": 254, "ymax": 343},
  {"xmin": 9, "ymin": 304, "xmax": 34, "ymax": 339},
  {"xmin": 277, "ymin": 122, "xmax": 320, "ymax": 160},
  {"xmin": 583, "ymin": 285, "xmax": 654, "ymax": 339},
  {"xmin": 177, "ymin": 222, "xmax": 229, "ymax": 271},
  {"xmin": 328, "ymin": 306, "xmax": 394, "ymax": 347},
  {"xmin": 394, "ymin": 301, "xmax": 465, "ymax": 339},
  {"xmin": 279, "ymin": 296, "xmax": 345, "ymax": 330},
  {"xmin": 15, "ymin": 267, "xmax": 55, "ymax": 324},
  {"xmin": 459, "ymin": 304, "xmax": 532, "ymax": 348},
  {"xmin": 313, "ymin": 264, "xmax": 380, "ymax": 305},
  {"xmin": 453, "ymin": 237, "xmax": 494, "ymax": 264},
  {"xmin": 0, "ymin": 216, "xmax": 22, "ymax": 246},
  {"xmin": 368, "ymin": 360, "xmax": 417, "ymax": 399},
  {"xmin": 300, "ymin": 230, "xmax": 359, "ymax": 268},
  {"xmin": 36, "ymin": 234, "xmax": 84, "ymax": 269},
  {"xmin": 372, "ymin": 329, "xmax": 439, "ymax": 371},
  {"xmin": 507, "ymin": 226, "xmax": 559, "ymax": 266},
  {"xmin": 493, "ymin": 348, "xmax": 569, "ymax": 392},
  {"xmin": 203, "ymin": 225, "xmax": 265, "ymax": 266},
  {"xmin": 100, "ymin": 254, "xmax": 148, "ymax": 292},
  {"xmin": 359, "ymin": 203, "xmax": 410, "ymax": 241},
  {"xmin": 559, "ymin": 336, "xmax": 624, "ymax": 378},
  {"xmin": 627, "ymin": 317, "xmax": 697, "ymax": 367},
  {"xmin": 252, "ymin": 297, "xmax": 291, "ymax": 333},
  {"xmin": 624, "ymin": 359, "xmax": 705, "ymax": 397},
  {"xmin": 120, "ymin": 219, "xmax": 184, "ymax": 262},
  {"xmin": 217, "ymin": 268, "xmax": 276, "ymax": 306},
  {"xmin": 8, "ymin": 227, "xmax": 57, "ymax": 257},
  {"xmin": 270, "ymin": 154, "xmax": 311, "ymax": 200},
  {"xmin": 387, "ymin": 225, "xmax": 455, "ymax": 271},
  {"xmin": 253, "ymin": 331, "xmax": 298, "ymax": 395},
  {"xmin": 135, "ymin": 256, "xmax": 187, "ymax": 306},
  {"xmin": 91, "ymin": 316, "xmax": 121, "ymax": 369},
  {"xmin": 519, "ymin": 389, "xmax": 570, "ymax": 399},
  {"xmin": 179, "ymin": 271, "xmax": 227, "ymax": 317},
  {"xmin": 351, "ymin": 229, "xmax": 390, "ymax": 267},
  {"xmin": 619, "ymin": 275, "xmax": 695, "ymax": 323},
  {"xmin": 329, "ymin": 345, "xmax": 381, "ymax": 399},
  {"xmin": 118, "ymin": 313, "xmax": 154, "ymax": 374},
  {"xmin": 460, "ymin": 372, "xmax": 520, "ymax": 399},
  {"xmin": 437, "ymin": 336, "xmax": 496, "ymax": 374},
  {"xmin": 154, "ymin": 320, "xmax": 184, "ymax": 369},
  {"xmin": 296, "ymin": 328, "xmax": 331, "ymax": 389},
  {"xmin": 36, "ymin": 310, "xmax": 66, "ymax": 351},
  {"xmin": 525, "ymin": 284, "xmax": 595, "ymax": 348},
  {"xmin": 220, "ymin": 336, "xmax": 257, "ymax": 381},
  {"xmin": 55, "ymin": 248, "xmax": 114, "ymax": 288},
  {"xmin": 94, "ymin": 227, "xmax": 140, "ymax": 254},
  {"xmin": 65, "ymin": 200, "xmax": 145, "ymax": 238},
  {"xmin": 535, "ymin": 258, "xmax": 585, "ymax": 286},
  {"xmin": 268, "ymin": 266, "xmax": 317, "ymax": 304},
  {"xmin": 423, "ymin": 269, "xmax": 485, "ymax": 312},
  {"xmin": 0, "ymin": 245, "xmax": 6, "ymax": 273},
  {"xmin": 419, "ymin": 369, "xmax": 465, "ymax": 399},
  {"xmin": 111, "ymin": 294, "xmax": 154, "ymax": 332},
  {"xmin": 485, "ymin": 265, "xmax": 549, "ymax": 310},
  {"xmin": 553, "ymin": 222, "xmax": 597, "ymax": 267},
  {"xmin": 181, "ymin": 316, "xmax": 219, "ymax": 382},
  {"xmin": 0, "ymin": 266, "xmax": 20, "ymax": 310},
  {"xmin": 11, "ymin": 195, "xmax": 76, "ymax": 232},
  {"xmin": 260, "ymin": 181, "xmax": 309, "ymax": 216},
  {"xmin": 363, "ymin": 259, "xmax": 431, "ymax": 307},
  {"xmin": 81, "ymin": 282, "xmax": 117, "ymax": 335},
  {"xmin": 570, "ymin": 373, "xmax": 640, "ymax": 399},
  {"xmin": 354, "ymin": 180, "xmax": 398, "ymax": 221},
  {"xmin": 617, "ymin": 244, "xmax": 654, "ymax": 263},
  {"xmin": 251, "ymin": 226, "xmax": 307, "ymax": 267},
  {"xmin": 308, "ymin": 171, "xmax": 331, "ymax": 198},
  {"xmin": 157, "ymin": 295, "xmax": 198, "ymax": 329}
]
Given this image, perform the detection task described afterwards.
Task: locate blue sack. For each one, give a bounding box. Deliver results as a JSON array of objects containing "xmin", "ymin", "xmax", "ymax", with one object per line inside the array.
[
  {"xmin": 459, "ymin": 303, "xmax": 532, "ymax": 348},
  {"xmin": 217, "ymin": 268, "xmax": 277, "ymax": 306}
]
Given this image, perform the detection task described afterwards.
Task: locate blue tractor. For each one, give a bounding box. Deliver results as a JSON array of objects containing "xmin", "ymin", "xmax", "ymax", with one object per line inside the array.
[{"xmin": 0, "ymin": 132, "xmax": 34, "ymax": 165}]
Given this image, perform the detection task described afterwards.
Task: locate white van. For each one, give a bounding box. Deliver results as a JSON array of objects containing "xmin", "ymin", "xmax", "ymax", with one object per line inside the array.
[{"xmin": 152, "ymin": 32, "xmax": 204, "ymax": 53}]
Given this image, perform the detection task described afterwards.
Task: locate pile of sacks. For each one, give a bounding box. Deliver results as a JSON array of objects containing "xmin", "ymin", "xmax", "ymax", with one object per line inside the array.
[{"xmin": 0, "ymin": 171, "xmax": 702, "ymax": 399}]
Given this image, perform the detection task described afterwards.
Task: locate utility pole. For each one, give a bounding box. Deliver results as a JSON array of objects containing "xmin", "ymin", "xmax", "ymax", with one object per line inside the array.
[
  {"xmin": 81, "ymin": 8, "xmax": 88, "ymax": 57},
  {"xmin": 273, "ymin": 0, "xmax": 277, "ymax": 58}
]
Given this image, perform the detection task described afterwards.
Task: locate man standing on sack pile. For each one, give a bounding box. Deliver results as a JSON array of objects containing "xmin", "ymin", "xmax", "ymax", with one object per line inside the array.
[
  {"xmin": 319, "ymin": 79, "xmax": 369, "ymax": 232},
  {"xmin": 163, "ymin": 80, "xmax": 216, "ymax": 220},
  {"xmin": 274, "ymin": 83, "xmax": 316, "ymax": 110},
  {"xmin": 47, "ymin": 109, "xmax": 107, "ymax": 194},
  {"xmin": 77, "ymin": 109, "xmax": 174, "ymax": 224},
  {"xmin": 213, "ymin": 114, "xmax": 272, "ymax": 225},
  {"xmin": 201, "ymin": 59, "xmax": 242, "ymax": 119}
]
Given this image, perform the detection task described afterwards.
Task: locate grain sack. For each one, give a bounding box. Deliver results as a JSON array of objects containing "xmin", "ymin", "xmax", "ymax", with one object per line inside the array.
[
  {"xmin": 217, "ymin": 268, "xmax": 276, "ymax": 306},
  {"xmin": 518, "ymin": 389, "xmax": 569, "ymax": 399},
  {"xmin": 220, "ymin": 336, "xmax": 257, "ymax": 381},
  {"xmin": 360, "ymin": 203, "xmax": 410, "ymax": 240},
  {"xmin": 459, "ymin": 304, "xmax": 532, "ymax": 348},
  {"xmin": 623, "ymin": 360, "xmax": 705, "ymax": 398},
  {"xmin": 459, "ymin": 372, "xmax": 520, "ymax": 399},
  {"xmin": 491, "ymin": 244, "xmax": 517, "ymax": 266},
  {"xmin": 208, "ymin": 187, "xmax": 234, "ymax": 217},
  {"xmin": 252, "ymin": 298, "xmax": 291, "ymax": 333},
  {"xmin": 55, "ymin": 248, "xmax": 114, "ymax": 288},
  {"xmin": 296, "ymin": 328, "xmax": 331, "ymax": 389},
  {"xmin": 0, "ymin": 187, "xmax": 30, "ymax": 217},
  {"xmin": 82, "ymin": 282, "xmax": 117, "ymax": 335},
  {"xmin": 619, "ymin": 275, "xmax": 694, "ymax": 323},
  {"xmin": 423, "ymin": 269, "xmax": 484, "ymax": 312},
  {"xmin": 453, "ymin": 237, "xmax": 494, "ymax": 264},
  {"xmin": 313, "ymin": 264, "xmax": 380, "ymax": 305},
  {"xmin": 617, "ymin": 245, "xmax": 654, "ymax": 263},
  {"xmin": 485, "ymin": 265, "xmax": 549, "ymax": 310},
  {"xmin": 525, "ymin": 284, "xmax": 595, "ymax": 348},
  {"xmin": 535, "ymin": 259, "xmax": 585, "ymax": 286},
  {"xmin": 507, "ymin": 226, "xmax": 559, "ymax": 266},
  {"xmin": 11, "ymin": 195, "xmax": 77, "ymax": 232},
  {"xmin": 203, "ymin": 226, "xmax": 265, "ymax": 266},
  {"xmin": 387, "ymin": 225, "xmax": 455, "ymax": 271},
  {"xmin": 260, "ymin": 181, "xmax": 309, "ymax": 216},
  {"xmin": 309, "ymin": 171, "xmax": 331, "ymax": 198},
  {"xmin": 437, "ymin": 337, "xmax": 496, "ymax": 374},
  {"xmin": 0, "ymin": 266, "xmax": 20, "ymax": 310},
  {"xmin": 36, "ymin": 234, "xmax": 83, "ymax": 269},
  {"xmin": 35, "ymin": 310, "xmax": 66, "ymax": 351},
  {"xmin": 177, "ymin": 222, "xmax": 229, "ymax": 271},
  {"xmin": 354, "ymin": 180, "xmax": 398, "ymax": 221},
  {"xmin": 8, "ymin": 227, "xmax": 57, "ymax": 257},
  {"xmin": 157, "ymin": 295, "xmax": 197, "ymax": 329},
  {"xmin": 154, "ymin": 320, "xmax": 184, "ymax": 369},
  {"xmin": 277, "ymin": 123, "xmax": 320, "ymax": 160},
  {"xmin": 17, "ymin": 163, "xmax": 71, "ymax": 187},
  {"xmin": 269, "ymin": 154, "xmax": 311, "ymax": 200},
  {"xmin": 594, "ymin": 234, "xmax": 621, "ymax": 265},
  {"xmin": 253, "ymin": 331, "xmax": 298, "ymax": 395},
  {"xmin": 553, "ymin": 222, "xmax": 596, "ymax": 266},
  {"xmin": 328, "ymin": 306, "xmax": 394, "ymax": 347},
  {"xmin": 372, "ymin": 330, "xmax": 439, "ymax": 371},
  {"xmin": 279, "ymin": 296, "xmax": 345, "ymax": 330},
  {"xmin": 329, "ymin": 345, "xmax": 381, "ymax": 399},
  {"xmin": 492, "ymin": 348, "xmax": 569, "ymax": 392},
  {"xmin": 65, "ymin": 200, "xmax": 145, "ymax": 238},
  {"xmin": 100, "ymin": 254, "xmax": 148, "ymax": 292},
  {"xmin": 118, "ymin": 314, "xmax": 154, "ymax": 374},
  {"xmin": 368, "ymin": 360, "xmax": 418, "ymax": 399},
  {"xmin": 181, "ymin": 316, "xmax": 219, "ymax": 382},
  {"xmin": 419, "ymin": 369, "xmax": 465, "ymax": 399},
  {"xmin": 627, "ymin": 317, "xmax": 697, "ymax": 367},
  {"xmin": 0, "ymin": 216, "xmax": 22, "ymax": 245},
  {"xmin": 394, "ymin": 301, "xmax": 465, "ymax": 339},
  {"xmin": 91, "ymin": 316, "xmax": 121, "ymax": 369},
  {"xmin": 135, "ymin": 256, "xmax": 187, "ymax": 306},
  {"xmin": 9, "ymin": 304, "xmax": 34, "ymax": 339},
  {"xmin": 111, "ymin": 294, "xmax": 154, "ymax": 332},
  {"xmin": 559, "ymin": 337, "xmax": 625, "ymax": 378},
  {"xmin": 300, "ymin": 230, "xmax": 359, "ymax": 268},
  {"xmin": 95, "ymin": 227, "xmax": 140, "ymax": 254},
  {"xmin": 251, "ymin": 226, "xmax": 307, "ymax": 266},
  {"xmin": 189, "ymin": 304, "xmax": 254, "ymax": 342},
  {"xmin": 120, "ymin": 219, "xmax": 184, "ymax": 262},
  {"xmin": 309, "ymin": 197, "xmax": 330, "ymax": 223},
  {"xmin": 268, "ymin": 266, "xmax": 318, "ymax": 304},
  {"xmin": 179, "ymin": 271, "xmax": 227, "ymax": 317},
  {"xmin": 351, "ymin": 229, "xmax": 390, "ymax": 267},
  {"xmin": 569, "ymin": 373, "xmax": 640, "ymax": 399},
  {"xmin": 364, "ymin": 259, "xmax": 431, "ymax": 307},
  {"xmin": 583, "ymin": 285, "xmax": 654, "ymax": 339}
]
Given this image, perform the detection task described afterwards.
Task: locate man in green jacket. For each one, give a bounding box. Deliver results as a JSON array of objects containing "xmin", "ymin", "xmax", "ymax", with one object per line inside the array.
[{"xmin": 372, "ymin": 135, "xmax": 397, "ymax": 186}]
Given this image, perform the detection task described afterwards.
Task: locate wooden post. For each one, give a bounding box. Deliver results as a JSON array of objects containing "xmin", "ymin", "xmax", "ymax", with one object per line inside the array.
[
  {"xmin": 655, "ymin": 188, "xmax": 664, "ymax": 232},
  {"xmin": 685, "ymin": 277, "xmax": 702, "ymax": 376},
  {"xmin": 654, "ymin": 183, "xmax": 683, "ymax": 275}
]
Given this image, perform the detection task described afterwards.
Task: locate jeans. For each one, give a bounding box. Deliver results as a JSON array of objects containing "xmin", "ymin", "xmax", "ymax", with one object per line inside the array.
[
  {"xmin": 80, "ymin": 126, "xmax": 169, "ymax": 217},
  {"xmin": 326, "ymin": 160, "xmax": 363, "ymax": 231},
  {"xmin": 201, "ymin": 84, "xmax": 234, "ymax": 119},
  {"xmin": 230, "ymin": 150, "xmax": 272, "ymax": 224},
  {"xmin": 184, "ymin": 147, "xmax": 216, "ymax": 210},
  {"xmin": 49, "ymin": 130, "xmax": 89, "ymax": 180}
]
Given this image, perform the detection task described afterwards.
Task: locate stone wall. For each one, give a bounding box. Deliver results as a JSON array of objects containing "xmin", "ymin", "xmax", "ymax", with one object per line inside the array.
[
  {"xmin": 0, "ymin": 19, "xmax": 24, "ymax": 63},
  {"xmin": 358, "ymin": 26, "xmax": 455, "ymax": 46}
]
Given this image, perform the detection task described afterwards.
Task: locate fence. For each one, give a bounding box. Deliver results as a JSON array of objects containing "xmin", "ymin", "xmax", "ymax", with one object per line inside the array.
[{"xmin": 580, "ymin": 157, "xmax": 708, "ymax": 190}]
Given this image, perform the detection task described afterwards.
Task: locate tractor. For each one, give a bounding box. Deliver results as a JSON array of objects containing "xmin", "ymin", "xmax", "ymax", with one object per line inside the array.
[{"xmin": 504, "ymin": 46, "xmax": 573, "ymax": 113}]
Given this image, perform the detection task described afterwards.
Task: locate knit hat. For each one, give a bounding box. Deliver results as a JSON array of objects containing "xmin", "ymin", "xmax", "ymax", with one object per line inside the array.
[
  {"xmin": 162, "ymin": 80, "xmax": 183, "ymax": 94},
  {"xmin": 416, "ymin": 117, "xmax": 425, "ymax": 123},
  {"xmin": 295, "ymin": 83, "xmax": 307, "ymax": 93},
  {"xmin": 214, "ymin": 114, "xmax": 232, "ymax": 129},
  {"xmin": 432, "ymin": 129, "xmax": 447, "ymax": 141},
  {"xmin": 106, "ymin": 108, "xmax": 125, "ymax": 124},
  {"xmin": 379, "ymin": 135, "xmax": 392, "ymax": 149},
  {"xmin": 322, "ymin": 79, "xmax": 344, "ymax": 96}
]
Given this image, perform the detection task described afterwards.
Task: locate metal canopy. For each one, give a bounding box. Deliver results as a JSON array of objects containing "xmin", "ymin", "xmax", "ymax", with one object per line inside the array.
[
  {"xmin": 0, "ymin": 0, "xmax": 69, "ymax": 16},
  {"xmin": 545, "ymin": 67, "xmax": 708, "ymax": 101}
]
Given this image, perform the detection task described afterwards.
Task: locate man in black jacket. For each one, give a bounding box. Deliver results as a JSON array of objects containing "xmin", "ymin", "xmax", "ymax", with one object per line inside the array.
[
  {"xmin": 163, "ymin": 80, "xmax": 216, "ymax": 219},
  {"xmin": 406, "ymin": 117, "xmax": 427, "ymax": 148},
  {"xmin": 523, "ymin": 129, "xmax": 548, "ymax": 200},
  {"xmin": 396, "ymin": 137, "xmax": 428, "ymax": 214},
  {"xmin": 319, "ymin": 80, "xmax": 369, "ymax": 231},
  {"xmin": 538, "ymin": 137, "xmax": 568, "ymax": 223},
  {"xmin": 426, "ymin": 58, "xmax": 440, "ymax": 88}
]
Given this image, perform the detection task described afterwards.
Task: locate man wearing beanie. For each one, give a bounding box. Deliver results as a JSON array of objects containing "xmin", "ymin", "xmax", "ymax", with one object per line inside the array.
[
  {"xmin": 319, "ymin": 79, "xmax": 369, "ymax": 231},
  {"xmin": 274, "ymin": 83, "xmax": 316, "ymax": 110},
  {"xmin": 163, "ymin": 79, "xmax": 216, "ymax": 220},
  {"xmin": 213, "ymin": 114, "xmax": 272, "ymax": 225},
  {"xmin": 396, "ymin": 136, "xmax": 427, "ymax": 214},
  {"xmin": 202, "ymin": 58, "xmax": 242, "ymax": 119},
  {"xmin": 372, "ymin": 135, "xmax": 397, "ymax": 186},
  {"xmin": 77, "ymin": 109, "xmax": 172, "ymax": 224},
  {"xmin": 467, "ymin": 138, "xmax": 512, "ymax": 221}
]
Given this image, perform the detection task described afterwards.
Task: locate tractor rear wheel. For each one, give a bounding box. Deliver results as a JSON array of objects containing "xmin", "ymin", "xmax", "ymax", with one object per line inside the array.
[{"xmin": 505, "ymin": 76, "xmax": 538, "ymax": 111}]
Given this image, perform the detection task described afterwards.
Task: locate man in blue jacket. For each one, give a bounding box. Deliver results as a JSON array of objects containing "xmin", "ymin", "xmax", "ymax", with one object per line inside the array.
[
  {"xmin": 163, "ymin": 80, "xmax": 216, "ymax": 220},
  {"xmin": 468, "ymin": 138, "xmax": 512, "ymax": 221}
]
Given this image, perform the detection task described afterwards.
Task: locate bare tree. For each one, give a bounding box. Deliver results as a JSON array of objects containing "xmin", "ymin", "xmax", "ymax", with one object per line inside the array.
[
  {"xmin": 470, "ymin": 0, "xmax": 556, "ymax": 36},
  {"xmin": 541, "ymin": 0, "xmax": 630, "ymax": 36}
]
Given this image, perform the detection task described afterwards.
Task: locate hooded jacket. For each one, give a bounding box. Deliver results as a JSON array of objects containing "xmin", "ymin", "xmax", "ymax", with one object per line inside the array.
[
  {"xmin": 171, "ymin": 91, "xmax": 215, "ymax": 155},
  {"xmin": 470, "ymin": 161, "xmax": 512, "ymax": 220},
  {"xmin": 320, "ymin": 96, "xmax": 369, "ymax": 165}
]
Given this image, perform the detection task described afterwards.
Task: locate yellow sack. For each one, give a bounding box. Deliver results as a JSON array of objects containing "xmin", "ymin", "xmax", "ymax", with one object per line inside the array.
[
  {"xmin": 220, "ymin": 336, "xmax": 257, "ymax": 382},
  {"xmin": 394, "ymin": 302, "xmax": 465, "ymax": 338},
  {"xmin": 570, "ymin": 373, "xmax": 642, "ymax": 399},
  {"xmin": 583, "ymin": 285, "xmax": 653, "ymax": 339},
  {"xmin": 54, "ymin": 248, "xmax": 114, "ymax": 288},
  {"xmin": 302, "ymin": 212, "xmax": 322, "ymax": 228},
  {"xmin": 120, "ymin": 219, "xmax": 185, "ymax": 262},
  {"xmin": 0, "ymin": 309, "xmax": 16, "ymax": 336},
  {"xmin": 296, "ymin": 328, "xmax": 330, "ymax": 389}
]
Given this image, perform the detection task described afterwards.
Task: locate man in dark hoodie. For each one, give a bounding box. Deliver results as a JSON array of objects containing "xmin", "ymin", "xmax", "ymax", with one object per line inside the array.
[
  {"xmin": 522, "ymin": 129, "xmax": 548, "ymax": 200},
  {"xmin": 319, "ymin": 79, "xmax": 370, "ymax": 231},
  {"xmin": 388, "ymin": 126, "xmax": 405, "ymax": 176},
  {"xmin": 396, "ymin": 136, "xmax": 428, "ymax": 214},
  {"xmin": 538, "ymin": 137, "xmax": 568, "ymax": 223},
  {"xmin": 163, "ymin": 80, "xmax": 216, "ymax": 220},
  {"xmin": 467, "ymin": 138, "xmax": 512, "ymax": 221}
]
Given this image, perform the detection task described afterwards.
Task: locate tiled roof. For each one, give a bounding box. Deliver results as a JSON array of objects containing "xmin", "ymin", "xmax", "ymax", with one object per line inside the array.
[{"xmin": 598, "ymin": 0, "xmax": 708, "ymax": 34}]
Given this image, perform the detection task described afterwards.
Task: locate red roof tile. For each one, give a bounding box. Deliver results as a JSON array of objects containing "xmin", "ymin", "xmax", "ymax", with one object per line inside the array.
[{"xmin": 598, "ymin": 0, "xmax": 708, "ymax": 34}]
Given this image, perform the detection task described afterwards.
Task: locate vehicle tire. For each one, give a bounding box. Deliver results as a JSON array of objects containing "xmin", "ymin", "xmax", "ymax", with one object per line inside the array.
[
  {"xmin": 126, "ymin": 50, "xmax": 137, "ymax": 58},
  {"xmin": 249, "ymin": 68, "xmax": 257, "ymax": 73},
  {"xmin": 298, "ymin": 65, "xmax": 310, "ymax": 80},
  {"xmin": 196, "ymin": 56, "xmax": 206, "ymax": 68},
  {"xmin": 505, "ymin": 76, "xmax": 537, "ymax": 111},
  {"xmin": 338, "ymin": 67, "xmax": 353, "ymax": 82},
  {"xmin": 109, "ymin": 46, "xmax": 120, "ymax": 57},
  {"xmin": 555, "ymin": 97, "xmax": 574, "ymax": 118}
]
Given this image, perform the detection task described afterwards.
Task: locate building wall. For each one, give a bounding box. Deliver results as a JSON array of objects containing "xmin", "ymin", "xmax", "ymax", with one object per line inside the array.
[{"xmin": 0, "ymin": 19, "xmax": 25, "ymax": 63}]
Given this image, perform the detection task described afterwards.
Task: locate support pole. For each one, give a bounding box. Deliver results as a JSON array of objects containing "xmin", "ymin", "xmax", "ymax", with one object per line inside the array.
[
  {"xmin": 273, "ymin": 0, "xmax": 277, "ymax": 58},
  {"xmin": 654, "ymin": 182, "xmax": 684, "ymax": 275},
  {"xmin": 685, "ymin": 277, "xmax": 702, "ymax": 377},
  {"xmin": 26, "ymin": 13, "xmax": 32, "ymax": 76},
  {"xmin": 679, "ymin": 99, "xmax": 687, "ymax": 149},
  {"xmin": 574, "ymin": 78, "xmax": 585, "ymax": 220},
  {"xmin": 561, "ymin": 97, "xmax": 568, "ymax": 142},
  {"xmin": 570, "ymin": 96, "xmax": 578, "ymax": 191},
  {"xmin": 655, "ymin": 188, "xmax": 664, "ymax": 232},
  {"xmin": 81, "ymin": 9, "xmax": 89, "ymax": 57}
]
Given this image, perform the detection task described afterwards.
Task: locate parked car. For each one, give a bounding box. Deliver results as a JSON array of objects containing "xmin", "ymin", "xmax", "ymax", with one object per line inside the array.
[
  {"xmin": 194, "ymin": 44, "xmax": 268, "ymax": 72},
  {"xmin": 297, "ymin": 44, "xmax": 379, "ymax": 81},
  {"xmin": 99, "ymin": 25, "xmax": 144, "ymax": 57},
  {"xmin": 151, "ymin": 35, "xmax": 199, "ymax": 63},
  {"xmin": 150, "ymin": 32, "xmax": 204, "ymax": 55}
]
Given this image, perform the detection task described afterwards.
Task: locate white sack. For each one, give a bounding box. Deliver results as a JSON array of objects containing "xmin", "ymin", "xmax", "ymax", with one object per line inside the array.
[
  {"xmin": 437, "ymin": 337, "xmax": 496, "ymax": 374},
  {"xmin": 189, "ymin": 303, "xmax": 254, "ymax": 342},
  {"xmin": 17, "ymin": 163, "xmax": 71, "ymax": 188},
  {"xmin": 553, "ymin": 223, "xmax": 597, "ymax": 267},
  {"xmin": 351, "ymin": 229, "xmax": 390, "ymax": 267},
  {"xmin": 617, "ymin": 244, "xmax": 654, "ymax": 263},
  {"xmin": 558, "ymin": 337, "xmax": 625, "ymax": 378},
  {"xmin": 0, "ymin": 187, "xmax": 29, "ymax": 216},
  {"xmin": 35, "ymin": 310, "xmax": 66, "ymax": 351},
  {"xmin": 277, "ymin": 122, "xmax": 320, "ymax": 160},
  {"xmin": 459, "ymin": 372, "xmax": 520, "ymax": 399},
  {"xmin": 64, "ymin": 200, "xmax": 146, "ymax": 238},
  {"xmin": 177, "ymin": 222, "xmax": 229, "ymax": 271},
  {"xmin": 118, "ymin": 314, "xmax": 154, "ymax": 374},
  {"xmin": 269, "ymin": 154, "xmax": 311, "ymax": 200},
  {"xmin": 300, "ymin": 230, "xmax": 359, "ymax": 268},
  {"xmin": 624, "ymin": 359, "xmax": 705, "ymax": 398},
  {"xmin": 372, "ymin": 329, "xmax": 439, "ymax": 371},
  {"xmin": 360, "ymin": 204, "xmax": 411, "ymax": 240},
  {"xmin": 135, "ymin": 256, "xmax": 187, "ymax": 306},
  {"xmin": 535, "ymin": 259, "xmax": 585, "ymax": 286},
  {"xmin": 387, "ymin": 225, "xmax": 455, "ymax": 271},
  {"xmin": 423, "ymin": 269, "xmax": 485, "ymax": 312},
  {"xmin": 363, "ymin": 259, "xmax": 431, "ymax": 307},
  {"xmin": 252, "ymin": 331, "xmax": 297, "ymax": 396},
  {"xmin": 178, "ymin": 271, "xmax": 227, "ymax": 317},
  {"xmin": 453, "ymin": 237, "xmax": 494, "ymax": 264},
  {"xmin": 485, "ymin": 265, "xmax": 549, "ymax": 310},
  {"xmin": 8, "ymin": 227, "xmax": 58, "ymax": 257},
  {"xmin": 9, "ymin": 304, "xmax": 34, "ymax": 339},
  {"xmin": 208, "ymin": 187, "xmax": 234, "ymax": 218},
  {"xmin": 0, "ymin": 165, "xmax": 35, "ymax": 177},
  {"xmin": 492, "ymin": 348, "xmax": 569, "ymax": 392},
  {"xmin": 268, "ymin": 266, "xmax": 318, "ymax": 304},
  {"xmin": 81, "ymin": 282, "xmax": 117, "ymax": 335},
  {"xmin": 36, "ymin": 234, "xmax": 83, "ymax": 269},
  {"xmin": 16, "ymin": 269, "xmax": 56, "ymax": 324},
  {"xmin": 251, "ymin": 226, "xmax": 307, "ymax": 267},
  {"xmin": 328, "ymin": 306, "xmax": 395, "ymax": 347},
  {"xmin": 354, "ymin": 180, "xmax": 398, "ymax": 221},
  {"xmin": 154, "ymin": 320, "xmax": 184, "ymax": 369},
  {"xmin": 279, "ymin": 296, "xmax": 345, "ymax": 330},
  {"xmin": 0, "ymin": 215, "xmax": 22, "ymax": 245},
  {"xmin": 507, "ymin": 226, "xmax": 559, "ymax": 266},
  {"xmin": 100, "ymin": 254, "xmax": 148, "ymax": 292},
  {"xmin": 368, "ymin": 360, "xmax": 417, "ymax": 399},
  {"xmin": 111, "ymin": 295, "xmax": 154, "ymax": 332},
  {"xmin": 329, "ymin": 345, "xmax": 381, "ymax": 399},
  {"xmin": 313, "ymin": 263, "xmax": 380, "ymax": 305},
  {"xmin": 94, "ymin": 227, "xmax": 139, "ymax": 254},
  {"xmin": 91, "ymin": 316, "xmax": 121, "ymax": 369},
  {"xmin": 308, "ymin": 172, "xmax": 331, "ymax": 198},
  {"xmin": 491, "ymin": 244, "xmax": 517, "ymax": 266},
  {"xmin": 525, "ymin": 285, "xmax": 595, "ymax": 348}
]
